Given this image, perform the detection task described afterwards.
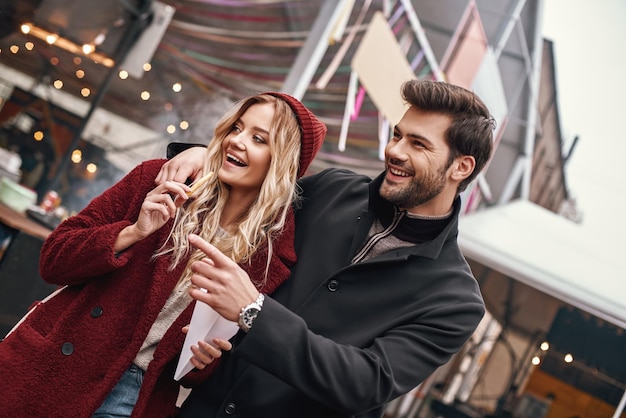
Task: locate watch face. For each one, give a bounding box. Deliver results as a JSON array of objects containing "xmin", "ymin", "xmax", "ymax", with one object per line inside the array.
[
  {"xmin": 243, "ymin": 308, "xmax": 260, "ymax": 327},
  {"xmin": 239, "ymin": 295, "xmax": 264, "ymax": 332}
]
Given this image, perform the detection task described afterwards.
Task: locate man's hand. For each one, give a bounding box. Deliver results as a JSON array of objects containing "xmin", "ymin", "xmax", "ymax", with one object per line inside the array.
[
  {"xmin": 155, "ymin": 146, "xmax": 207, "ymax": 185},
  {"xmin": 187, "ymin": 234, "xmax": 260, "ymax": 322}
]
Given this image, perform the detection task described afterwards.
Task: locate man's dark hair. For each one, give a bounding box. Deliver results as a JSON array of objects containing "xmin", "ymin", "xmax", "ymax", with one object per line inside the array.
[{"xmin": 401, "ymin": 79, "xmax": 496, "ymax": 193}]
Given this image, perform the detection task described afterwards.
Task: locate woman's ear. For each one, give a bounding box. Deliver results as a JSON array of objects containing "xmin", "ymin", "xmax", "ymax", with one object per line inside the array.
[{"xmin": 451, "ymin": 156, "xmax": 475, "ymax": 181}]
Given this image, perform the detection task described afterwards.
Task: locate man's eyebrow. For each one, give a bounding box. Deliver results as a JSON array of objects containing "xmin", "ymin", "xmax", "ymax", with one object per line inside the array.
[{"xmin": 393, "ymin": 125, "xmax": 433, "ymax": 145}]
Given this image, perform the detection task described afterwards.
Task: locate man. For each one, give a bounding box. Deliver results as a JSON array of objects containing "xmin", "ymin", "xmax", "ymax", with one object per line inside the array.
[{"xmin": 157, "ymin": 79, "xmax": 495, "ymax": 417}]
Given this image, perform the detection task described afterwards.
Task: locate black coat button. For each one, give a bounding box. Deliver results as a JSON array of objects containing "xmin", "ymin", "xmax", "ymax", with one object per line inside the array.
[
  {"xmin": 327, "ymin": 280, "xmax": 339, "ymax": 291},
  {"xmin": 61, "ymin": 342, "xmax": 74, "ymax": 355},
  {"xmin": 90, "ymin": 306, "xmax": 103, "ymax": 318},
  {"xmin": 224, "ymin": 403, "xmax": 236, "ymax": 415}
]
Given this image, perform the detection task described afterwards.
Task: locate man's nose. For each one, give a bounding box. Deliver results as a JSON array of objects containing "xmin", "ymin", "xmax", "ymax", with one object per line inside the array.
[{"xmin": 386, "ymin": 138, "xmax": 408, "ymax": 160}]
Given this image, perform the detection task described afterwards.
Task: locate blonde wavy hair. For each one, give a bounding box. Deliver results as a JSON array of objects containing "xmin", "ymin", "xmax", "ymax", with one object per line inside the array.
[{"xmin": 157, "ymin": 94, "xmax": 303, "ymax": 287}]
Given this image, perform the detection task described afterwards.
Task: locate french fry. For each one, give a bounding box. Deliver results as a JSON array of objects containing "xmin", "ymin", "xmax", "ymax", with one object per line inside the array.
[{"xmin": 186, "ymin": 172, "xmax": 213, "ymax": 197}]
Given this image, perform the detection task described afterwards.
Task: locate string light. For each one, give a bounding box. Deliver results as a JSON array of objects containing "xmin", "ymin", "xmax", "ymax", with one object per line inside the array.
[
  {"xmin": 21, "ymin": 22, "xmax": 115, "ymax": 67},
  {"xmin": 86, "ymin": 163, "xmax": 97, "ymax": 174},
  {"xmin": 540, "ymin": 342, "xmax": 549, "ymax": 351},
  {"xmin": 53, "ymin": 80, "xmax": 63, "ymax": 89},
  {"xmin": 10, "ymin": 45, "xmax": 19, "ymax": 54},
  {"xmin": 76, "ymin": 69, "xmax": 85, "ymax": 79},
  {"xmin": 172, "ymin": 82, "xmax": 182, "ymax": 92},
  {"xmin": 564, "ymin": 353, "xmax": 574, "ymax": 363},
  {"xmin": 143, "ymin": 63, "xmax": 152, "ymax": 72},
  {"xmin": 166, "ymin": 124, "xmax": 176, "ymax": 134},
  {"xmin": 25, "ymin": 42, "xmax": 34, "ymax": 51},
  {"xmin": 71, "ymin": 149, "xmax": 82, "ymax": 163},
  {"xmin": 179, "ymin": 120, "xmax": 189, "ymax": 130},
  {"xmin": 119, "ymin": 70, "xmax": 128, "ymax": 79},
  {"xmin": 33, "ymin": 131, "xmax": 44, "ymax": 141},
  {"xmin": 81, "ymin": 88, "xmax": 91, "ymax": 97},
  {"xmin": 531, "ymin": 356, "xmax": 541, "ymax": 366},
  {"xmin": 140, "ymin": 91, "xmax": 150, "ymax": 100}
]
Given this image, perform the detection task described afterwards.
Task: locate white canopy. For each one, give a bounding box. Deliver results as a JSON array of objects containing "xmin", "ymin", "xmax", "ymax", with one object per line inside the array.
[{"xmin": 458, "ymin": 199, "xmax": 626, "ymax": 330}]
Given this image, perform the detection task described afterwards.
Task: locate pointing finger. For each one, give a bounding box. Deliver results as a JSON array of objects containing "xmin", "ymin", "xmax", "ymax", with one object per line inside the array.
[{"xmin": 188, "ymin": 234, "xmax": 232, "ymax": 267}]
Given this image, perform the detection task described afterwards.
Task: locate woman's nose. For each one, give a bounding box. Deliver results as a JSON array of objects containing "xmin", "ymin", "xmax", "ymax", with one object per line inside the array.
[{"xmin": 230, "ymin": 133, "xmax": 246, "ymax": 149}]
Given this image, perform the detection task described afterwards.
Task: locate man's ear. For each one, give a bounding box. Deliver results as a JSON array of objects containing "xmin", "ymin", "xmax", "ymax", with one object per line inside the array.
[{"xmin": 451, "ymin": 156, "xmax": 475, "ymax": 182}]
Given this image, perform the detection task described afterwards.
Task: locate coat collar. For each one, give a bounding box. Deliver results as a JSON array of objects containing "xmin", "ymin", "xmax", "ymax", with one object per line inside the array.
[{"xmin": 361, "ymin": 172, "xmax": 461, "ymax": 261}]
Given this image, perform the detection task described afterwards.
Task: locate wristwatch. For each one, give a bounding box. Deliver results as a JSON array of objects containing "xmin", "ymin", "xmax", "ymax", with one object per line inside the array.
[{"xmin": 238, "ymin": 293, "xmax": 265, "ymax": 332}]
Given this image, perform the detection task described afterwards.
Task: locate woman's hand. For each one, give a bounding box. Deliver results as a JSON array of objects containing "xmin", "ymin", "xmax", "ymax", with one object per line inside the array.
[
  {"xmin": 183, "ymin": 326, "xmax": 232, "ymax": 370},
  {"xmin": 114, "ymin": 181, "xmax": 190, "ymax": 253},
  {"xmin": 135, "ymin": 181, "xmax": 190, "ymax": 237},
  {"xmin": 155, "ymin": 146, "xmax": 207, "ymax": 185}
]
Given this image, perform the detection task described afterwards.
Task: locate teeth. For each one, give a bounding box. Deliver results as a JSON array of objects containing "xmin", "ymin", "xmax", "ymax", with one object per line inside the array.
[
  {"xmin": 227, "ymin": 153, "xmax": 246, "ymax": 165},
  {"xmin": 390, "ymin": 167, "xmax": 410, "ymax": 177}
]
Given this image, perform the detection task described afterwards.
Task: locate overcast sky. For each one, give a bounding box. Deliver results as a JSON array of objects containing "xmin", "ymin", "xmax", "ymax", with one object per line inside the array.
[{"xmin": 541, "ymin": 0, "xmax": 626, "ymax": 262}]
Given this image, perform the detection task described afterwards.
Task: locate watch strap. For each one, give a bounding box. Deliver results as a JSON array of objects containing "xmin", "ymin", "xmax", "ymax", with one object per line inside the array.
[{"xmin": 238, "ymin": 293, "xmax": 265, "ymax": 332}]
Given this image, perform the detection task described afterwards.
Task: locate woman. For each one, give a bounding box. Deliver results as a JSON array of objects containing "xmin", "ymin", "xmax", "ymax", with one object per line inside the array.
[{"xmin": 0, "ymin": 92, "xmax": 326, "ymax": 417}]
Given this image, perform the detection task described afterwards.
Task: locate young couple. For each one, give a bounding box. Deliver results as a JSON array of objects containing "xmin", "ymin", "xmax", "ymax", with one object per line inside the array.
[{"xmin": 1, "ymin": 80, "xmax": 495, "ymax": 418}]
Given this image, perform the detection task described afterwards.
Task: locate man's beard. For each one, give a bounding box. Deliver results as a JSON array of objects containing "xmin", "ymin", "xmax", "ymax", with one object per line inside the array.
[{"xmin": 380, "ymin": 164, "xmax": 448, "ymax": 209}]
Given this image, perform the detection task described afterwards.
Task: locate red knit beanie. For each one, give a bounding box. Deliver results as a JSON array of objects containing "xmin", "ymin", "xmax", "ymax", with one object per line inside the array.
[{"xmin": 265, "ymin": 92, "xmax": 327, "ymax": 178}]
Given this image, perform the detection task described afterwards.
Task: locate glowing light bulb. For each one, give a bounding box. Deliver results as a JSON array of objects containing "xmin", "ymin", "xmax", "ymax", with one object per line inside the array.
[{"xmin": 71, "ymin": 149, "xmax": 82, "ymax": 163}]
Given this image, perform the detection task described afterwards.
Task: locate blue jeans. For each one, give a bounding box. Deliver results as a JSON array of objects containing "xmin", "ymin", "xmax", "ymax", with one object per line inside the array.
[{"xmin": 92, "ymin": 364, "xmax": 145, "ymax": 418}]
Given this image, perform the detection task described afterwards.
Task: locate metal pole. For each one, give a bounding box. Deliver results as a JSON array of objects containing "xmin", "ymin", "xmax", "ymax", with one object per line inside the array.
[
  {"xmin": 613, "ymin": 388, "xmax": 626, "ymax": 418},
  {"xmin": 281, "ymin": 0, "xmax": 349, "ymax": 99},
  {"xmin": 520, "ymin": 0, "xmax": 544, "ymax": 200}
]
